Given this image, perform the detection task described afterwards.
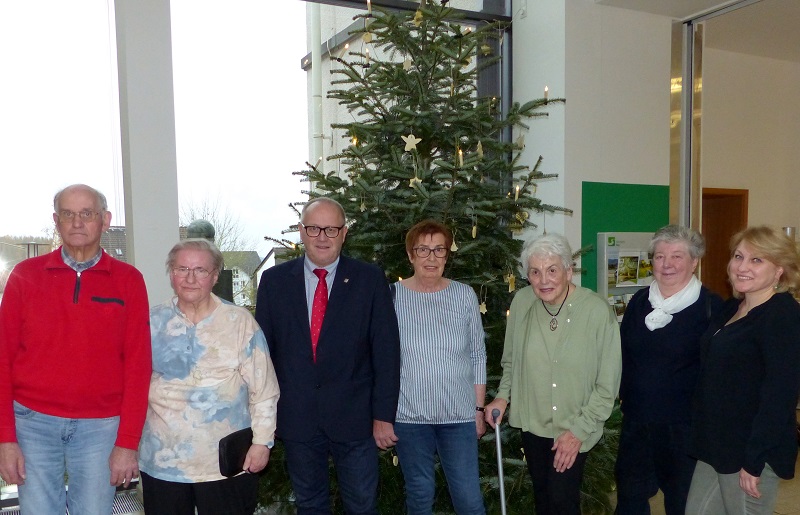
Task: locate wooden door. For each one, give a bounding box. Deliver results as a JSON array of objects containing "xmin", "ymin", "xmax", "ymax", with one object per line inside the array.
[{"xmin": 701, "ymin": 188, "xmax": 748, "ymax": 300}]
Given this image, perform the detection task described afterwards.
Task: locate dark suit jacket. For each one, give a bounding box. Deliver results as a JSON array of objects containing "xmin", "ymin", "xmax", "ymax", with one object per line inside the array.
[{"xmin": 255, "ymin": 255, "xmax": 400, "ymax": 443}]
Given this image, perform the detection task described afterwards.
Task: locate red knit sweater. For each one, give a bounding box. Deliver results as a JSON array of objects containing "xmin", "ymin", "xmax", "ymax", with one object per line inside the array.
[{"xmin": 0, "ymin": 249, "xmax": 151, "ymax": 450}]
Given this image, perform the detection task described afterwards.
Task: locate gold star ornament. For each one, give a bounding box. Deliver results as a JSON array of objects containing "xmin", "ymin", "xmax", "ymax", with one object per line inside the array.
[{"xmin": 401, "ymin": 133, "xmax": 422, "ymax": 151}]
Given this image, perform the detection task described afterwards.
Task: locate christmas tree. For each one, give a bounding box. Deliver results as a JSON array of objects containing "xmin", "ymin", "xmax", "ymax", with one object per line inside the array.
[{"xmin": 261, "ymin": 2, "xmax": 619, "ymax": 513}]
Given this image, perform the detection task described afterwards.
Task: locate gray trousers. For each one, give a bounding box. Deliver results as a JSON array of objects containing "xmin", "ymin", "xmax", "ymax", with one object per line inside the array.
[{"xmin": 686, "ymin": 459, "xmax": 780, "ymax": 515}]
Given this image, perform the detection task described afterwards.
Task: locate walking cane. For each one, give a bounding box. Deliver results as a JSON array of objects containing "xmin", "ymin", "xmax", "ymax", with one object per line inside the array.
[{"xmin": 492, "ymin": 408, "xmax": 508, "ymax": 515}]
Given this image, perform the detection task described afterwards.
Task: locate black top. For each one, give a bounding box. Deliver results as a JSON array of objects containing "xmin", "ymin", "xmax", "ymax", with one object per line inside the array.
[
  {"xmin": 691, "ymin": 291, "xmax": 800, "ymax": 478},
  {"xmin": 619, "ymin": 286, "xmax": 722, "ymax": 424}
]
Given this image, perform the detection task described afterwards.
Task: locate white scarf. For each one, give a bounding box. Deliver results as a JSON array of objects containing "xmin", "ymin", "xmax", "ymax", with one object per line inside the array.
[{"xmin": 645, "ymin": 276, "xmax": 702, "ymax": 331}]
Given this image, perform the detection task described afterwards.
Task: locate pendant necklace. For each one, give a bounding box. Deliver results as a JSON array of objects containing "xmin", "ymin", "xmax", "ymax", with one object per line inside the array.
[{"xmin": 542, "ymin": 288, "xmax": 569, "ymax": 331}]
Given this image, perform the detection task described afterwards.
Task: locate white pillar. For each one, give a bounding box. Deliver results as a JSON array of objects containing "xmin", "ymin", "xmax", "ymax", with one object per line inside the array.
[{"xmin": 114, "ymin": 0, "xmax": 179, "ymax": 304}]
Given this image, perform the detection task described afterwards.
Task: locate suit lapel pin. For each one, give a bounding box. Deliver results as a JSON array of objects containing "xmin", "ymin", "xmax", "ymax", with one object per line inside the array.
[{"xmin": 344, "ymin": 278, "xmax": 349, "ymax": 283}]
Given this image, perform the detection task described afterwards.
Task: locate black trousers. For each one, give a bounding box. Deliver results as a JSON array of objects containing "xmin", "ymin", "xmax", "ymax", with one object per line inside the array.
[
  {"xmin": 140, "ymin": 471, "xmax": 260, "ymax": 515},
  {"xmin": 521, "ymin": 431, "xmax": 588, "ymax": 515},
  {"xmin": 614, "ymin": 419, "xmax": 696, "ymax": 515}
]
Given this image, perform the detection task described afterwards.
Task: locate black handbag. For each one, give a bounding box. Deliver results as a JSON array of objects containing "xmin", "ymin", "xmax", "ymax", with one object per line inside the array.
[{"xmin": 218, "ymin": 427, "xmax": 253, "ymax": 477}]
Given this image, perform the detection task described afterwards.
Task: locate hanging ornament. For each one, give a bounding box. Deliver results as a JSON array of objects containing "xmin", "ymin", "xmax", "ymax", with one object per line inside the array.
[
  {"xmin": 403, "ymin": 58, "xmax": 412, "ymax": 71},
  {"xmin": 450, "ymin": 239, "xmax": 459, "ymax": 252},
  {"xmin": 360, "ymin": 198, "xmax": 367, "ymax": 212},
  {"xmin": 506, "ymin": 272, "xmax": 516, "ymax": 292},
  {"xmin": 476, "ymin": 141, "xmax": 483, "ymax": 159},
  {"xmin": 515, "ymin": 134, "xmax": 525, "ymax": 149},
  {"xmin": 481, "ymin": 43, "xmax": 492, "ymax": 56},
  {"xmin": 402, "ymin": 133, "xmax": 422, "ymax": 151},
  {"xmin": 479, "ymin": 285, "xmax": 488, "ymax": 315},
  {"xmin": 363, "ymin": 32, "xmax": 373, "ymax": 43},
  {"xmin": 408, "ymin": 176, "xmax": 422, "ymax": 187},
  {"xmin": 413, "ymin": 10, "xmax": 423, "ymax": 26},
  {"xmin": 471, "ymin": 212, "xmax": 477, "ymax": 238}
]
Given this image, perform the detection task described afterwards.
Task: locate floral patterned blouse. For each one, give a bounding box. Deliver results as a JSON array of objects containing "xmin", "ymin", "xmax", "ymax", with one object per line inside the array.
[{"xmin": 139, "ymin": 294, "xmax": 280, "ymax": 482}]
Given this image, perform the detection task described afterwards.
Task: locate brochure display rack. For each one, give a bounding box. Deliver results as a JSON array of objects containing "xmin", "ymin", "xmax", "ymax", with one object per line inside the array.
[{"xmin": 596, "ymin": 232, "xmax": 655, "ymax": 321}]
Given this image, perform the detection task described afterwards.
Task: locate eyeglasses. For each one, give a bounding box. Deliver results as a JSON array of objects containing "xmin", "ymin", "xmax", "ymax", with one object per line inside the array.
[
  {"xmin": 413, "ymin": 246, "xmax": 448, "ymax": 258},
  {"xmin": 302, "ymin": 225, "xmax": 345, "ymax": 238},
  {"xmin": 172, "ymin": 267, "xmax": 214, "ymax": 279},
  {"xmin": 57, "ymin": 210, "xmax": 101, "ymax": 223}
]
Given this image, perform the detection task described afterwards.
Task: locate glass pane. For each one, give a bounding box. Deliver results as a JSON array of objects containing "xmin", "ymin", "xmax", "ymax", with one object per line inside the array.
[
  {"xmin": 0, "ymin": 0, "xmax": 123, "ymax": 239},
  {"xmin": 170, "ymin": 0, "xmax": 307, "ymax": 257}
]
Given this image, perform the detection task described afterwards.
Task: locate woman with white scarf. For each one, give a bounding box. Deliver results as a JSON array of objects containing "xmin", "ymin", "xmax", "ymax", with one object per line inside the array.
[{"xmin": 615, "ymin": 225, "xmax": 722, "ymax": 515}]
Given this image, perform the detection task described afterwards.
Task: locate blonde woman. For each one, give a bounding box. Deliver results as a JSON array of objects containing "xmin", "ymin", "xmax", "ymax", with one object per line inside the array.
[{"xmin": 688, "ymin": 226, "xmax": 800, "ymax": 514}]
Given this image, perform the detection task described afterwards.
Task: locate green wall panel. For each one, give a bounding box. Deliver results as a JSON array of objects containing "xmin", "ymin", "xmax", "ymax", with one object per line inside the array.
[{"xmin": 581, "ymin": 182, "xmax": 669, "ymax": 292}]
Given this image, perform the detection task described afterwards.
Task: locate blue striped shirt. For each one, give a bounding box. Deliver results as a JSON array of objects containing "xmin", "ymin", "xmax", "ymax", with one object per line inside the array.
[{"xmin": 393, "ymin": 280, "xmax": 486, "ymax": 424}]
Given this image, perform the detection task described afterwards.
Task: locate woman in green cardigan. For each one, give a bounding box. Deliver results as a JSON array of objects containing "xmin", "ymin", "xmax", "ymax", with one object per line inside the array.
[{"xmin": 486, "ymin": 232, "xmax": 621, "ymax": 515}]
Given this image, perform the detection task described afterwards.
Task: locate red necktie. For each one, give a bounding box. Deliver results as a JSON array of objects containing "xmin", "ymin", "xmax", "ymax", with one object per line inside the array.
[{"xmin": 311, "ymin": 268, "xmax": 328, "ymax": 362}]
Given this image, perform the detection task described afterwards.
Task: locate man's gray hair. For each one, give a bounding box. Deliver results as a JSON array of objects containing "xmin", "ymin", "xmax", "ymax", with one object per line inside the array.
[
  {"xmin": 649, "ymin": 224, "xmax": 706, "ymax": 259},
  {"xmin": 165, "ymin": 239, "xmax": 224, "ymax": 274},
  {"xmin": 53, "ymin": 184, "xmax": 108, "ymax": 212},
  {"xmin": 520, "ymin": 233, "xmax": 574, "ymax": 275}
]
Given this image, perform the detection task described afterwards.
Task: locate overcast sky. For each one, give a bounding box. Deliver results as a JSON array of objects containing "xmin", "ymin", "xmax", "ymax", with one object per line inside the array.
[{"xmin": 0, "ymin": 0, "xmax": 308, "ymax": 256}]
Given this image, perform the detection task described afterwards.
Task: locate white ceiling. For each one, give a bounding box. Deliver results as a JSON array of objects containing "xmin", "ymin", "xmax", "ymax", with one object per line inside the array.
[
  {"xmin": 595, "ymin": 0, "xmax": 731, "ymax": 19},
  {"xmin": 596, "ymin": 0, "xmax": 800, "ymax": 64}
]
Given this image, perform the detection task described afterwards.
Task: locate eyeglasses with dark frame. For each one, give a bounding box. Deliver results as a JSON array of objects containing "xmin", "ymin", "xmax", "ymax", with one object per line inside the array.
[
  {"xmin": 172, "ymin": 267, "xmax": 214, "ymax": 279},
  {"xmin": 302, "ymin": 224, "xmax": 345, "ymax": 238},
  {"xmin": 413, "ymin": 246, "xmax": 448, "ymax": 258},
  {"xmin": 57, "ymin": 210, "xmax": 102, "ymax": 223}
]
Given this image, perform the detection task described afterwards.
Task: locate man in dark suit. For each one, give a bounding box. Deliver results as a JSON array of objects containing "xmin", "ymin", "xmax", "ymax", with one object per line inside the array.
[{"xmin": 255, "ymin": 197, "xmax": 400, "ymax": 514}]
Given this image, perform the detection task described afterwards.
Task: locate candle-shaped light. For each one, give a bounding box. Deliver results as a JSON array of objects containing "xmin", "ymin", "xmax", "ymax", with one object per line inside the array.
[
  {"xmin": 367, "ymin": 0, "xmax": 372, "ymax": 14},
  {"xmin": 458, "ymin": 149, "xmax": 464, "ymax": 167},
  {"xmin": 544, "ymin": 86, "xmax": 549, "ymax": 100},
  {"xmin": 365, "ymin": 48, "xmax": 370, "ymax": 65},
  {"xmin": 514, "ymin": 185, "xmax": 520, "ymax": 201}
]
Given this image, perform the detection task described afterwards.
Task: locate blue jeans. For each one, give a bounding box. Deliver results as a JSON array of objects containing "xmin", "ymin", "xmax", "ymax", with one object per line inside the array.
[
  {"xmin": 14, "ymin": 401, "xmax": 119, "ymax": 515},
  {"xmin": 394, "ymin": 422, "xmax": 485, "ymax": 515}
]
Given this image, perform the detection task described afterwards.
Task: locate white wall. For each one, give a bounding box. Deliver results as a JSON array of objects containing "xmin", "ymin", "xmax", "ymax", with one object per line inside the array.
[
  {"xmin": 701, "ymin": 48, "xmax": 800, "ymax": 228},
  {"xmin": 513, "ymin": 0, "xmax": 673, "ymax": 280}
]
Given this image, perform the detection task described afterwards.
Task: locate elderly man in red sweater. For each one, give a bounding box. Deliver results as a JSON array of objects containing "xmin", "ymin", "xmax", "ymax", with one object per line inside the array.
[{"xmin": 0, "ymin": 184, "xmax": 151, "ymax": 515}]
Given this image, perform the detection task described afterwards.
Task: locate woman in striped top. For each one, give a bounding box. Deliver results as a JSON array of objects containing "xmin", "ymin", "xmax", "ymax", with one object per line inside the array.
[{"xmin": 392, "ymin": 220, "xmax": 487, "ymax": 515}]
